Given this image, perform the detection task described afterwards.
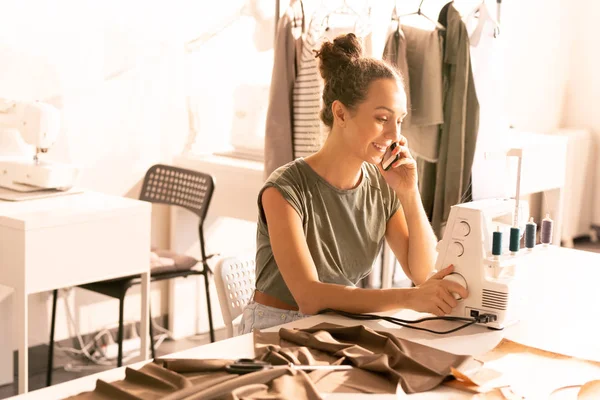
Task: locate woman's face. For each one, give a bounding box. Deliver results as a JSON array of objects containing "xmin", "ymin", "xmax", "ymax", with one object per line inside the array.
[{"xmin": 342, "ymin": 78, "xmax": 407, "ymax": 166}]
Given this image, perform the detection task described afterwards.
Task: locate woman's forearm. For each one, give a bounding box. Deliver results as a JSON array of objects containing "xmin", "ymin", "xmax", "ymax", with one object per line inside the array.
[
  {"xmin": 397, "ymin": 189, "xmax": 438, "ymax": 285},
  {"xmin": 297, "ymin": 282, "xmax": 412, "ymax": 315}
]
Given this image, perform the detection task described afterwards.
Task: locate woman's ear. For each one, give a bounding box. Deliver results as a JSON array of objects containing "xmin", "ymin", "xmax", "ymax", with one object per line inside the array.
[{"xmin": 332, "ymin": 100, "xmax": 347, "ymax": 128}]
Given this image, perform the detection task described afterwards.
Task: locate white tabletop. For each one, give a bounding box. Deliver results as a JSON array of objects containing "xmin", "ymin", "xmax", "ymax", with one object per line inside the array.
[
  {"xmin": 9, "ymin": 246, "xmax": 600, "ymax": 399},
  {"xmin": 0, "ymin": 190, "xmax": 149, "ymax": 230}
]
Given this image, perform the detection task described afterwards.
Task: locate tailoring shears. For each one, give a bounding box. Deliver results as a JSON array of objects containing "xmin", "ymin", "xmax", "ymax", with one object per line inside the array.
[{"xmin": 225, "ymin": 358, "xmax": 353, "ymax": 375}]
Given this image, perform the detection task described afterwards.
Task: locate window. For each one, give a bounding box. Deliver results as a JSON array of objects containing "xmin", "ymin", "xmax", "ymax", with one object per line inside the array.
[{"xmin": 184, "ymin": 0, "xmax": 275, "ymax": 161}]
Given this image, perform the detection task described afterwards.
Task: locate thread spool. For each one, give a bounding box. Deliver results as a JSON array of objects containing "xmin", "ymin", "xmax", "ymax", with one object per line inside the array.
[
  {"xmin": 525, "ymin": 217, "xmax": 537, "ymax": 249},
  {"xmin": 492, "ymin": 227, "xmax": 503, "ymax": 257},
  {"xmin": 509, "ymin": 227, "xmax": 520, "ymax": 253},
  {"xmin": 541, "ymin": 214, "xmax": 553, "ymax": 245}
]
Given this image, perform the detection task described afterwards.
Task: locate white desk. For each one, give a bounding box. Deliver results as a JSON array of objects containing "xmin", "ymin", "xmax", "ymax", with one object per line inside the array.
[
  {"xmin": 9, "ymin": 246, "xmax": 600, "ymax": 399},
  {"xmin": 0, "ymin": 191, "xmax": 152, "ymax": 394}
]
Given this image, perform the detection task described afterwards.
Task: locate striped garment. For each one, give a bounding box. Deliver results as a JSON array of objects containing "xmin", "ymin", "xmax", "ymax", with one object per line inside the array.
[{"xmin": 292, "ymin": 15, "xmax": 371, "ymax": 159}]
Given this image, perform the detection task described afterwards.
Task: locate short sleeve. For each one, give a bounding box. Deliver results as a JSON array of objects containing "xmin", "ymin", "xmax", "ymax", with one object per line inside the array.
[
  {"xmin": 257, "ymin": 171, "xmax": 305, "ymax": 226},
  {"xmin": 386, "ymin": 184, "xmax": 401, "ymax": 221}
]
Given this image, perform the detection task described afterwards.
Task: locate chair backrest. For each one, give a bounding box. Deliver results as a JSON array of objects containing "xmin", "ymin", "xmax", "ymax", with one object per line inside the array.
[
  {"xmin": 214, "ymin": 254, "xmax": 256, "ymax": 338},
  {"xmin": 139, "ymin": 164, "xmax": 215, "ymax": 222}
]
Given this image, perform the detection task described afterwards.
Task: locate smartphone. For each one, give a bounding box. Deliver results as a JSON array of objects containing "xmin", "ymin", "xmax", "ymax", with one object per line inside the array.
[{"xmin": 381, "ymin": 142, "xmax": 399, "ymax": 171}]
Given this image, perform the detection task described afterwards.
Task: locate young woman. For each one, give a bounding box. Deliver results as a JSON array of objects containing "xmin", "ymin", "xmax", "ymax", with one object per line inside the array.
[{"xmin": 239, "ymin": 33, "xmax": 467, "ymax": 334}]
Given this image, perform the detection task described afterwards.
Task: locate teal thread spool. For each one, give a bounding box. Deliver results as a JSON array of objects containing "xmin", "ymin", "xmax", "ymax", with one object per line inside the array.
[
  {"xmin": 525, "ymin": 217, "xmax": 536, "ymax": 249},
  {"xmin": 492, "ymin": 228, "xmax": 503, "ymax": 257},
  {"xmin": 509, "ymin": 227, "xmax": 520, "ymax": 253}
]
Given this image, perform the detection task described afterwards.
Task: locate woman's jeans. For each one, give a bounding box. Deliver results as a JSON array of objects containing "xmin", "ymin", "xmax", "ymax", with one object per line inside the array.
[{"xmin": 238, "ymin": 301, "xmax": 308, "ymax": 335}]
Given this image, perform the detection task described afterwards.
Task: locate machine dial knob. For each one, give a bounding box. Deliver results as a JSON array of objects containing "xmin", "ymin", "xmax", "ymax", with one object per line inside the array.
[
  {"xmin": 453, "ymin": 221, "xmax": 471, "ymax": 237},
  {"xmin": 450, "ymin": 242, "xmax": 464, "ymax": 257},
  {"xmin": 443, "ymin": 272, "xmax": 468, "ymax": 300}
]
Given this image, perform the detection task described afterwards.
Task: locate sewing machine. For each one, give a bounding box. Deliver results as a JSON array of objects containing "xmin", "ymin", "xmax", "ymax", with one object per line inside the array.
[
  {"xmin": 436, "ymin": 198, "xmax": 536, "ymax": 330},
  {"xmin": 0, "ymin": 98, "xmax": 79, "ymax": 192},
  {"xmin": 433, "ymin": 143, "xmax": 562, "ymax": 330}
]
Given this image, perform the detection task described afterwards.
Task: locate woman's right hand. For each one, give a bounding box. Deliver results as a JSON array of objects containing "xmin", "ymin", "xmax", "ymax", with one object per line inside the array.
[{"xmin": 407, "ymin": 265, "xmax": 468, "ymax": 316}]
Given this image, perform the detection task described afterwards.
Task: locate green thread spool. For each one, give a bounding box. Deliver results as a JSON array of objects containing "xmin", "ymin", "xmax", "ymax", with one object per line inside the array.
[
  {"xmin": 492, "ymin": 229, "xmax": 503, "ymax": 256},
  {"xmin": 509, "ymin": 227, "xmax": 520, "ymax": 253}
]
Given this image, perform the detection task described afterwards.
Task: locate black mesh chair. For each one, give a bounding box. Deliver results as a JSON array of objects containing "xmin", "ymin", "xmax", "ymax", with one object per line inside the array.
[{"xmin": 46, "ymin": 164, "xmax": 217, "ymax": 386}]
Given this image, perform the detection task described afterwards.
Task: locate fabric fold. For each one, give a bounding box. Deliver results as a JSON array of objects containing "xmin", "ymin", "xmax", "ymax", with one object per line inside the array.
[{"xmin": 65, "ymin": 323, "xmax": 472, "ymax": 399}]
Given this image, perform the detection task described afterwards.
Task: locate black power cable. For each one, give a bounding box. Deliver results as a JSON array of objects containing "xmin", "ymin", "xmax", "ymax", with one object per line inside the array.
[{"xmin": 317, "ymin": 309, "xmax": 497, "ymax": 335}]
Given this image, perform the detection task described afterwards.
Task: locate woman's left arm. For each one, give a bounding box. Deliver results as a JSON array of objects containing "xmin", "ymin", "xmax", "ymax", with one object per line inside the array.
[{"xmin": 385, "ymin": 188, "xmax": 438, "ymax": 285}]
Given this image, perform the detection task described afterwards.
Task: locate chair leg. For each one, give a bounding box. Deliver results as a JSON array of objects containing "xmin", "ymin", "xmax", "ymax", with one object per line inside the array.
[
  {"xmin": 46, "ymin": 289, "xmax": 58, "ymax": 387},
  {"xmin": 203, "ymin": 267, "xmax": 215, "ymax": 343},
  {"xmin": 149, "ymin": 307, "xmax": 156, "ymax": 360},
  {"xmin": 117, "ymin": 295, "xmax": 125, "ymax": 367}
]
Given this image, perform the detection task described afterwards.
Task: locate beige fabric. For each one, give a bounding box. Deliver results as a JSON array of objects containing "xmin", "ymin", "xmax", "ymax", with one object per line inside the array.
[
  {"xmin": 402, "ymin": 25, "xmax": 444, "ymax": 127},
  {"xmin": 400, "ymin": 25, "xmax": 444, "ymax": 163},
  {"xmin": 263, "ymin": 1, "xmax": 304, "ymax": 180},
  {"xmin": 382, "ymin": 28, "xmax": 411, "ymax": 127},
  {"xmin": 255, "ymin": 159, "xmax": 400, "ymax": 308}
]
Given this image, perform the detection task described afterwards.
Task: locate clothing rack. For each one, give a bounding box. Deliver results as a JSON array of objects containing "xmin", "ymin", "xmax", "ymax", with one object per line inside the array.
[{"xmin": 273, "ymin": 0, "xmax": 504, "ymax": 36}]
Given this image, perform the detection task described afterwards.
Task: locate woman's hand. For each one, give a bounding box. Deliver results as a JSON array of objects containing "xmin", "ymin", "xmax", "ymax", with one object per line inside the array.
[
  {"xmin": 406, "ymin": 265, "xmax": 469, "ymax": 316},
  {"xmin": 377, "ymin": 135, "xmax": 418, "ymax": 193}
]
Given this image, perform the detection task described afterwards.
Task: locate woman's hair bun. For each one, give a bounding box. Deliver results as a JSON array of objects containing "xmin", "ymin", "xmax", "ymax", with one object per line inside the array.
[{"xmin": 315, "ymin": 33, "xmax": 363, "ymax": 82}]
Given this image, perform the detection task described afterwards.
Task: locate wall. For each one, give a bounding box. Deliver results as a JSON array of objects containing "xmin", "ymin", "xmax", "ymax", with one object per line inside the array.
[
  {"xmin": 561, "ymin": 1, "xmax": 600, "ymax": 225},
  {"xmin": 0, "ymin": 0, "xmax": 190, "ymax": 384},
  {"xmin": 167, "ymin": 155, "xmax": 263, "ymax": 338}
]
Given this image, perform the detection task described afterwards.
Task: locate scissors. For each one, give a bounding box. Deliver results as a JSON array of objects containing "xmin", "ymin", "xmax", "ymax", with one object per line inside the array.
[{"xmin": 225, "ymin": 358, "xmax": 353, "ymax": 375}]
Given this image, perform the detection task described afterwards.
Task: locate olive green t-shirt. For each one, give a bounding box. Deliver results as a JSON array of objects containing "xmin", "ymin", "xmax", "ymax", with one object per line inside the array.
[{"xmin": 255, "ymin": 158, "xmax": 401, "ymax": 308}]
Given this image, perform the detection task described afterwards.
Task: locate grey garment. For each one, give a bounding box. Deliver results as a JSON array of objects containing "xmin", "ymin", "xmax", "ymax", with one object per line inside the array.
[
  {"xmin": 431, "ymin": 3, "xmax": 479, "ymax": 236},
  {"xmin": 263, "ymin": 1, "xmax": 304, "ymax": 180},
  {"xmin": 402, "ymin": 25, "xmax": 444, "ymax": 127},
  {"xmin": 255, "ymin": 159, "xmax": 401, "ymax": 308},
  {"xmin": 401, "ymin": 25, "xmax": 444, "ymax": 163},
  {"xmin": 416, "ymin": 157, "xmax": 437, "ymax": 221},
  {"xmin": 238, "ymin": 300, "xmax": 308, "ymax": 335}
]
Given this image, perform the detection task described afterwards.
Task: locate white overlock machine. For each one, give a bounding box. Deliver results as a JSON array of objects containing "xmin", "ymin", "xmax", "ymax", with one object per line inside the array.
[{"xmin": 435, "ymin": 148, "xmax": 552, "ymax": 330}]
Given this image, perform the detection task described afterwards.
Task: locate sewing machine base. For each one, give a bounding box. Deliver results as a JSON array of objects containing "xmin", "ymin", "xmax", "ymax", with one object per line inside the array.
[{"xmin": 0, "ymin": 158, "xmax": 79, "ymax": 191}]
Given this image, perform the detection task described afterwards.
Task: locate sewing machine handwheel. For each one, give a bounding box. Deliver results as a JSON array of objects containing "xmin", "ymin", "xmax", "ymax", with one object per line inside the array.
[{"xmin": 443, "ymin": 272, "xmax": 467, "ymax": 300}]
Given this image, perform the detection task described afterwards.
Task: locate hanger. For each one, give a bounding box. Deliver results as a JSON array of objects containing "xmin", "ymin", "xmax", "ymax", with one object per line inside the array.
[
  {"xmin": 321, "ymin": 0, "xmax": 368, "ymax": 32},
  {"xmin": 466, "ymin": 0, "xmax": 500, "ymax": 43},
  {"xmin": 399, "ymin": 0, "xmax": 446, "ymax": 31},
  {"xmin": 391, "ymin": 1, "xmax": 401, "ymax": 38}
]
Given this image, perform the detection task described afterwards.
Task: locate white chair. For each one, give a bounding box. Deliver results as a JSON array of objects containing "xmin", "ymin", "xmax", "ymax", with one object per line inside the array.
[{"xmin": 214, "ymin": 254, "xmax": 256, "ymax": 338}]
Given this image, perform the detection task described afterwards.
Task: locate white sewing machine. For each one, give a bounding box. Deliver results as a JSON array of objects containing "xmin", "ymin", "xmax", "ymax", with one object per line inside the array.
[
  {"xmin": 433, "ymin": 145, "xmax": 559, "ymax": 330},
  {"xmin": 435, "ymin": 198, "xmax": 537, "ymax": 330},
  {"xmin": 0, "ymin": 98, "xmax": 79, "ymax": 192}
]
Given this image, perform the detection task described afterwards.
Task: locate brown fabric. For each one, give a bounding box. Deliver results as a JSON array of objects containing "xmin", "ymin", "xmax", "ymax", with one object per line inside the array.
[
  {"xmin": 255, "ymin": 329, "xmax": 398, "ymax": 395},
  {"xmin": 254, "ymin": 323, "xmax": 472, "ymax": 394},
  {"xmin": 64, "ymin": 323, "xmax": 470, "ymax": 399},
  {"xmin": 64, "ymin": 359, "xmax": 321, "ymax": 400},
  {"xmin": 150, "ymin": 249, "xmax": 197, "ymax": 274},
  {"xmin": 253, "ymin": 290, "xmax": 299, "ymax": 311}
]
